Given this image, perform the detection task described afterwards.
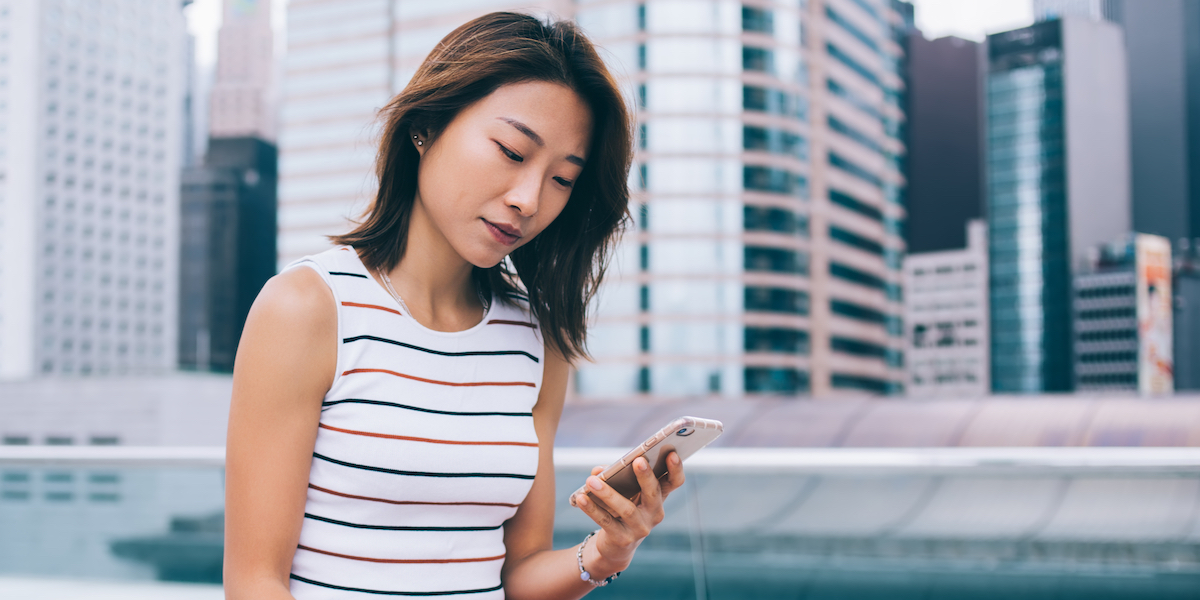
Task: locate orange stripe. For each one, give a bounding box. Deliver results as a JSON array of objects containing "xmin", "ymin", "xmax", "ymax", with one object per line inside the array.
[
  {"xmin": 319, "ymin": 423, "xmax": 538, "ymax": 447},
  {"xmin": 341, "ymin": 301, "xmax": 402, "ymax": 316},
  {"xmin": 487, "ymin": 319, "xmax": 536, "ymax": 328},
  {"xmin": 308, "ymin": 484, "xmax": 519, "ymax": 508},
  {"xmin": 297, "ymin": 544, "xmax": 505, "ymax": 564},
  {"xmin": 341, "ymin": 368, "xmax": 536, "ymax": 388}
]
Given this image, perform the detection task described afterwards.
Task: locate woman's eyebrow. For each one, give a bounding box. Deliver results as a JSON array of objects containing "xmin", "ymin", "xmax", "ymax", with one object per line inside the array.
[{"xmin": 497, "ymin": 117, "xmax": 586, "ymax": 166}]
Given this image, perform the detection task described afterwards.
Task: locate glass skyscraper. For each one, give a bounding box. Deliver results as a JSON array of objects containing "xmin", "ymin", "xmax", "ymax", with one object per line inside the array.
[{"xmin": 985, "ymin": 18, "xmax": 1130, "ymax": 393}]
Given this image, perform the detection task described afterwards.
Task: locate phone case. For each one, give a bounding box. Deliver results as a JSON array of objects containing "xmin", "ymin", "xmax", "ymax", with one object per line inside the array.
[{"xmin": 568, "ymin": 416, "xmax": 723, "ymax": 510}]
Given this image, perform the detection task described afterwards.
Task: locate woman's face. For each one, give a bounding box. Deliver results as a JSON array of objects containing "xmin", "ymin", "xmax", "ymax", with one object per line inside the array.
[{"xmin": 413, "ymin": 80, "xmax": 593, "ymax": 268}]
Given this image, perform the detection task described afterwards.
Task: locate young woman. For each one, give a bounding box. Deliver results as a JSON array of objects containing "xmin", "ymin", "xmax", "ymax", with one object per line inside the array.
[{"xmin": 223, "ymin": 12, "xmax": 684, "ymax": 600}]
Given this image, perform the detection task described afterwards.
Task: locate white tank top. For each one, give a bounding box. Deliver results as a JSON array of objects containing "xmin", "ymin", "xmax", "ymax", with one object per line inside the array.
[{"xmin": 282, "ymin": 246, "xmax": 543, "ymax": 599}]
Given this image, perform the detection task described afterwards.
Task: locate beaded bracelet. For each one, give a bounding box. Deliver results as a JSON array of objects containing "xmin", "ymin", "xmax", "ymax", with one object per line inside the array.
[{"xmin": 576, "ymin": 530, "xmax": 621, "ymax": 587}]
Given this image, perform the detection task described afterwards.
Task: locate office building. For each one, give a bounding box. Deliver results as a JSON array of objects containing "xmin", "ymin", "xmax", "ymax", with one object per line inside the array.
[
  {"xmin": 1032, "ymin": 0, "xmax": 1120, "ymax": 22},
  {"xmin": 574, "ymin": 0, "xmax": 910, "ymax": 399},
  {"xmin": 903, "ymin": 33, "xmax": 982, "ymax": 254},
  {"xmin": 209, "ymin": 0, "xmax": 276, "ymax": 140},
  {"xmin": 903, "ymin": 220, "xmax": 988, "ymax": 397},
  {"xmin": 278, "ymin": 0, "xmax": 910, "ymax": 400},
  {"xmin": 0, "ymin": 0, "xmax": 187, "ymax": 379},
  {"xmin": 178, "ymin": 138, "xmax": 277, "ymax": 372},
  {"xmin": 1072, "ymin": 234, "xmax": 1173, "ymax": 394},
  {"xmin": 986, "ymin": 18, "xmax": 1130, "ymax": 393}
]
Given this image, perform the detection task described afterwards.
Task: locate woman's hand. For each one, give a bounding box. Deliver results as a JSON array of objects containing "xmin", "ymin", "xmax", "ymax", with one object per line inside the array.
[{"xmin": 571, "ymin": 452, "xmax": 686, "ymax": 571}]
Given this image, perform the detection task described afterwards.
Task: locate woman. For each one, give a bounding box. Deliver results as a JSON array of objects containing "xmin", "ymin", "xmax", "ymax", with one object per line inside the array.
[{"xmin": 223, "ymin": 12, "xmax": 684, "ymax": 600}]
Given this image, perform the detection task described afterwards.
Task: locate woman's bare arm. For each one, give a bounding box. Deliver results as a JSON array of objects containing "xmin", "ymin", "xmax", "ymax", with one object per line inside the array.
[
  {"xmin": 224, "ymin": 267, "xmax": 337, "ymax": 600},
  {"xmin": 499, "ymin": 347, "xmax": 685, "ymax": 600}
]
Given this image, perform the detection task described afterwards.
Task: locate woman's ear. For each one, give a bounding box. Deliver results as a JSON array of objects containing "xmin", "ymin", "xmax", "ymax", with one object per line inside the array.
[{"xmin": 411, "ymin": 132, "xmax": 426, "ymax": 155}]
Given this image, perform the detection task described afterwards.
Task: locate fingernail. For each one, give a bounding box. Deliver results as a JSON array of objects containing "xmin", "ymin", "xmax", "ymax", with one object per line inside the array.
[
  {"xmin": 587, "ymin": 476, "xmax": 603, "ymax": 490},
  {"xmin": 635, "ymin": 458, "xmax": 647, "ymax": 471},
  {"xmin": 671, "ymin": 453, "xmax": 681, "ymax": 465},
  {"xmin": 577, "ymin": 494, "xmax": 589, "ymax": 507}
]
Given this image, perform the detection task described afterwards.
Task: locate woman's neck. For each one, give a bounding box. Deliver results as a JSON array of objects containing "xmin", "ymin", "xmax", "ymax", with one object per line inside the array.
[{"xmin": 381, "ymin": 204, "xmax": 485, "ymax": 331}]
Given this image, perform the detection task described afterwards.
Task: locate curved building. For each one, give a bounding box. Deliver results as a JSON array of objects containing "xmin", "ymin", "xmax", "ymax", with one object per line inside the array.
[{"xmin": 573, "ymin": 0, "xmax": 909, "ymax": 400}]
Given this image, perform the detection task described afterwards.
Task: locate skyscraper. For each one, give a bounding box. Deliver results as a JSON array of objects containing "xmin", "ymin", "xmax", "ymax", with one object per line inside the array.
[
  {"xmin": 278, "ymin": 0, "xmax": 910, "ymax": 400},
  {"xmin": 0, "ymin": 0, "xmax": 188, "ymax": 379},
  {"xmin": 208, "ymin": 0, "xmax": 276, "ymax": 140},
  {"xmin": 903, "ymin": 33, "xmax": 983, "ymax": 254},
  {"xmin": 574, "ymin": 0, "xmax": 910, "ymax": 399},
  {"xmin": 986, "ymin": 18, "xmax": 1130, "ymax": 393}
]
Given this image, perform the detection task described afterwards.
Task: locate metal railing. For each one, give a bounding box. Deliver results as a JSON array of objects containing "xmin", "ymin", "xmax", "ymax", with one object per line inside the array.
[{"xmin": 4, "ymin": 446, "xmax": 1200, "ymax": 474}]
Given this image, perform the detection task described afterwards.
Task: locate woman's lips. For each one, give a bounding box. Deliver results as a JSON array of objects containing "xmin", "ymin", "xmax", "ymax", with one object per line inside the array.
[{"xmin": 483, "ymin": 219, "xmax": 521, "ymax": 246}]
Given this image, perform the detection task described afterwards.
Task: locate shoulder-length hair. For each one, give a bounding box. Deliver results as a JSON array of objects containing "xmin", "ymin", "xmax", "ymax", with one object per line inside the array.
[{"xmin": 331, "ymin": 11, "xmax": 632, "ymax": 363}]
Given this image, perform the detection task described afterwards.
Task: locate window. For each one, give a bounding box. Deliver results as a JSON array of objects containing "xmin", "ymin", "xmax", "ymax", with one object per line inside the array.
[
  {"xmin": 827, "ymin": 78, "xmax": 881, "ymax": 120},
  {"xmin": 745, "ymin": 367, "xmax": 808, "ymax": 394},
  {"xmin": 742, "ymin": 6, "xmax": 774, "ymax": 34},
  {"xmin": 742, "ymin": 46, "xmax": 775, "ymax": 74},
  {"xmin": 829, "ymin": 188, "xmax": 882, "ymax": 221},
  {"xmin": 744, "ymin": 166, "xmax": 808, "ymax": 197},
  {"xmin": 828, "ymin": 115, "xmax": 883, "ymax": 154},
  {"xmin": 827, "ymin": 42, "xmax": 878, "ymax": 85},
  {"xmin": 830, "ymin": 262, "xmax": 885, "ymax": 290},
  {"xmin": 831, "ymin": 373, "xmax": 891, "ymax": 393},
  {"xmin": 829, "ymin": 225, "xmax": 884, "ymax": 255},
  {"xmin": 743, "ymin": 125, "xmax": 808, "ymax": 160},
  {"xmin": 825, "ymin": 6, "xmax": 878, "ymax": 52},
  {"xmin": 743, "ymin": 85, "xmax": 807, "ymax": 120},
  {"xmin": 745, "ymin": 246, "xmax": 808, "ymax": 275},
  {"xmin": 744, "ymin": 205, "xmax": 807, "ymax": 235},
  {"xmin": 831, "ymin": 299, "xmax": 885, "ymax": 323},
  {"xmin": 745, "ymin": 287, "xmax": 810, "ymax": 315},
  {"xmin": 745, "ymin": 328, "xmax": 809, "ymax": 354},
  {"xmin": 829, "ymin": 152, "xmax": 883, "ymax": 187}
]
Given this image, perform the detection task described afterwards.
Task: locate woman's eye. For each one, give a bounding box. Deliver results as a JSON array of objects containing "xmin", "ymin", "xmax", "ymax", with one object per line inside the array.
[
  {"xmin": 496, "ymin": 142, "xmax": 523, "ymax": 163},
  {"xmin": 554, "ymin": 177, "xmax": 574, "ymax": 188}
]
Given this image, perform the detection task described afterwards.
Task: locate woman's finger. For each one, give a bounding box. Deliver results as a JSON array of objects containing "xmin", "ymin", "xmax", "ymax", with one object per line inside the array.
[
  {"xmin": 659, "ymin": 452, "xmax": 686, "ymax": 497},
  {"xmin": 591, "ymin": 465, "xmax": 604, "ymax": 476},
  {"xmin": 631, "ymin": 456, "xmax": 663, "ymax": 508},
  {"xmin": 573, "ymin": 490, "xmax": 621, "ymax": 532},
  {"xmin": 583, "ymin": 474, "xmax": 642, "ymax": 525}
]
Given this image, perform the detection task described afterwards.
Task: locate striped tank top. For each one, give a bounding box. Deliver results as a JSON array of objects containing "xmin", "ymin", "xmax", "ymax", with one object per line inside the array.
[{"xmin": 283, "ymin": 246, "xmax": 543, "ymax": 599}]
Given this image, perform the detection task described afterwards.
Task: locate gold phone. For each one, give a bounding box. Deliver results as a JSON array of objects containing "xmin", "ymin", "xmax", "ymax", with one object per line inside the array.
[{"xmin": 568, "ymin": 416, "xmax": 723, "ymax": 510}]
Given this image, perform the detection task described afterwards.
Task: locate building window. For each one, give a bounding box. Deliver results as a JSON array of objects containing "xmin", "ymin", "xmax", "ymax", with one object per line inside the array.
[
  {"xmin": 825, "ymin": 6, "xmax": 879, "ymax": 52},
  {"xmin": 830, "ymin": 262, "xmax": 885, "ymax": 290},
  {"xmin": 638, "ymin": 367, "xmax": 651, "ymax": 392},
  {"xmin": 745, "ymin": 287, "xmax": 810, "ymax": 315},
  {"xmin": 744, "ymin": 165, "xmax": 808, "ymax": 197},
  {"xmin": 831, "ymin": 373, "xmax": 892, "ymax": 393},
  {"xmin": 744, "ymin": 205, "xmax": 807, "ymax": 236},
  {"xmin": 829, "ymin": 152, "xmax": 883, "ymax": 187},
  {"xmin": 743, "ymin": 85, "xmax": 807, "ymax": 120},
  {"xmin": 826, "ymin": 42, "xmax": 879, "ymax": 85},
  {"xmin": 745, "ymin": 327, "xmax": 810, "ymax": 354},
  {"xmin": 745, "ymin": 246, "xmax": 809, "ymax": 275},
  {"xmin": 829, "ymin": 225, "xmax": 884, "ymax": 256},
  {"xmin": 745, "ymin": 367, "xmax": 808, "ymax": 394},
  {"xmin": 742, "ymin": 46, "xmax": 775, "ymax": 74},
  {"xmin": 743, "ymin": 125, "xmax": 808, "ymax": 160},
  {"xmin": 828, "ymin": 115, "xmax": 884, "ymax": 154},
  {"xmin": 742, "ymin": 6, "xmax": 774, "ymax": 34},
  {"xmin": 831, "ymin": 299, "xmax": 886, "ymax": 324},
  {"xmin": 829, "ymin": 188, "xmax": 883, "ymax": 221}
]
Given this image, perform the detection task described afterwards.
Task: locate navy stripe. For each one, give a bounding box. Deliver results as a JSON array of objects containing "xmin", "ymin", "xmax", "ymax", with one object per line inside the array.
[
  {"xmin": 321, "ymin": 398, "xmax": 532, "ymax": 417},
  {"xmin": 343, "ymin": 335, "xmax": 538, "ymax": 363},
  {"xmin": 313, "ymin": 452, "xmax": 536, "ymax": 480},
  {"xmin": 329, "ymin": 271, "xmax": 369, "ymax": 279},
  {"xmin": 291, "ymin": 574, "xmax": 503, "ymax": 596},
  {"xmin": 304, "ymin": 513, "xmax": 502, "ymax": 531}
]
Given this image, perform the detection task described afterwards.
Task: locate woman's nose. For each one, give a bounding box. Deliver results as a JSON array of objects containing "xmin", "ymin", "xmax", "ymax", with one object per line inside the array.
[{"xmin": 505, "ymin": 173, "xmax": 541, "ymax": 217}]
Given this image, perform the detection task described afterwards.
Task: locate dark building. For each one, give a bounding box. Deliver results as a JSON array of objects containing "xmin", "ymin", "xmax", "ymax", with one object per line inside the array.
[
  {"xmin": 986, "ymin": 18, "xmax": 1131, "ymax": 393},
  {"xmin": 903, "ymin": 33, "xmax": 984, "ymax": 253},
  {"xmin": 179, "ymin": 137, "xmax": 277, "ymax": 372}
]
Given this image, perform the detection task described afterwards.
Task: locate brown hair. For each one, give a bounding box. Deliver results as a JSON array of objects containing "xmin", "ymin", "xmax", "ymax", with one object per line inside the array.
[{"xmin": 331, "ymin": 12, "xmax": 633, "ymax": 362}]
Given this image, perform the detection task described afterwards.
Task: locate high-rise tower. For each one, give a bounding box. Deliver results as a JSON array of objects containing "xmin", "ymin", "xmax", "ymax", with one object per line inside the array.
[{"xmin": 0, "ymin": 0, "xmax": 187, "ymax": 379}]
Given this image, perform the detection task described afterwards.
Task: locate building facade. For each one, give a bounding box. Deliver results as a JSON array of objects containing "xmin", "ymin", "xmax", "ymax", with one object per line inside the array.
[
  {"xmin": 178, "ymin": 137, "xmax": 277, "ymax": 372},
  {"xmin": 0, "ymin": 0, "xmax": 187, "ymax": 379},
  {"xmin": 985, "ymin": 18, "xmax": 1130, "ymax": 393},
  {"xmin": 903, "ymin": 33, "xmax": 982, "ymax": 254},
  {"xmin": 208, "ymin": 0, "xmax": 276, "ymax": 140},
  {"xmin": 1073, "ymin": 234, "xmax": 1173, "ymax": 394},
  {"xmin": 278, "ymin": 0, "xmax": 909, "ymax": 400},
  {"xmin": 903, "ymin": 220, "xmax": 988, "ymax": 397}
]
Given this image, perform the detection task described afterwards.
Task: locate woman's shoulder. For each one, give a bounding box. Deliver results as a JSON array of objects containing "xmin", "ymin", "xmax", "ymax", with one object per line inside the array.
[{"xmin": 252, "ymin": 265, "xmax": 337, "ymax": 332}]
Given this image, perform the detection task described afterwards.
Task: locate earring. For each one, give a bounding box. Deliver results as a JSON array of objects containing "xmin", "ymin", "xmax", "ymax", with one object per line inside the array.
[{"xmin": 413, "ymin": 134, "xmax": 423, "ymax": 146}]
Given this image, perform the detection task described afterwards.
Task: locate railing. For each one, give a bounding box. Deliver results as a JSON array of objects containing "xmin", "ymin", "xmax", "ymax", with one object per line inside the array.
[{"xmin": 4, "ymin": 445, "xmax": 1200, "ymax": 474}]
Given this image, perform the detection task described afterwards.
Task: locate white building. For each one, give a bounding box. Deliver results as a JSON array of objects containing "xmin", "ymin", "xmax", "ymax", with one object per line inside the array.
[
  {"xmin": 904, "ymin": 220, "xmax": 989, "ymax": 397},
  {"xmin": 0, "ymin": 0, "xmax": 188, "ymax": 379},
  {"xmin": 208, "ymin": 0, "xmax": 276, "ymax": 140},
  {"xmin": 278, "ymin": 0, "xmax": 909, "ymax": 399}
]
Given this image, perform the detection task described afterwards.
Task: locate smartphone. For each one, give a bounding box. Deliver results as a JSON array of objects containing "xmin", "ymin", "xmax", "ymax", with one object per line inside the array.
[{"xmin": 568, "ymin": 416, "xmax": 723, "ymax": 510}]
